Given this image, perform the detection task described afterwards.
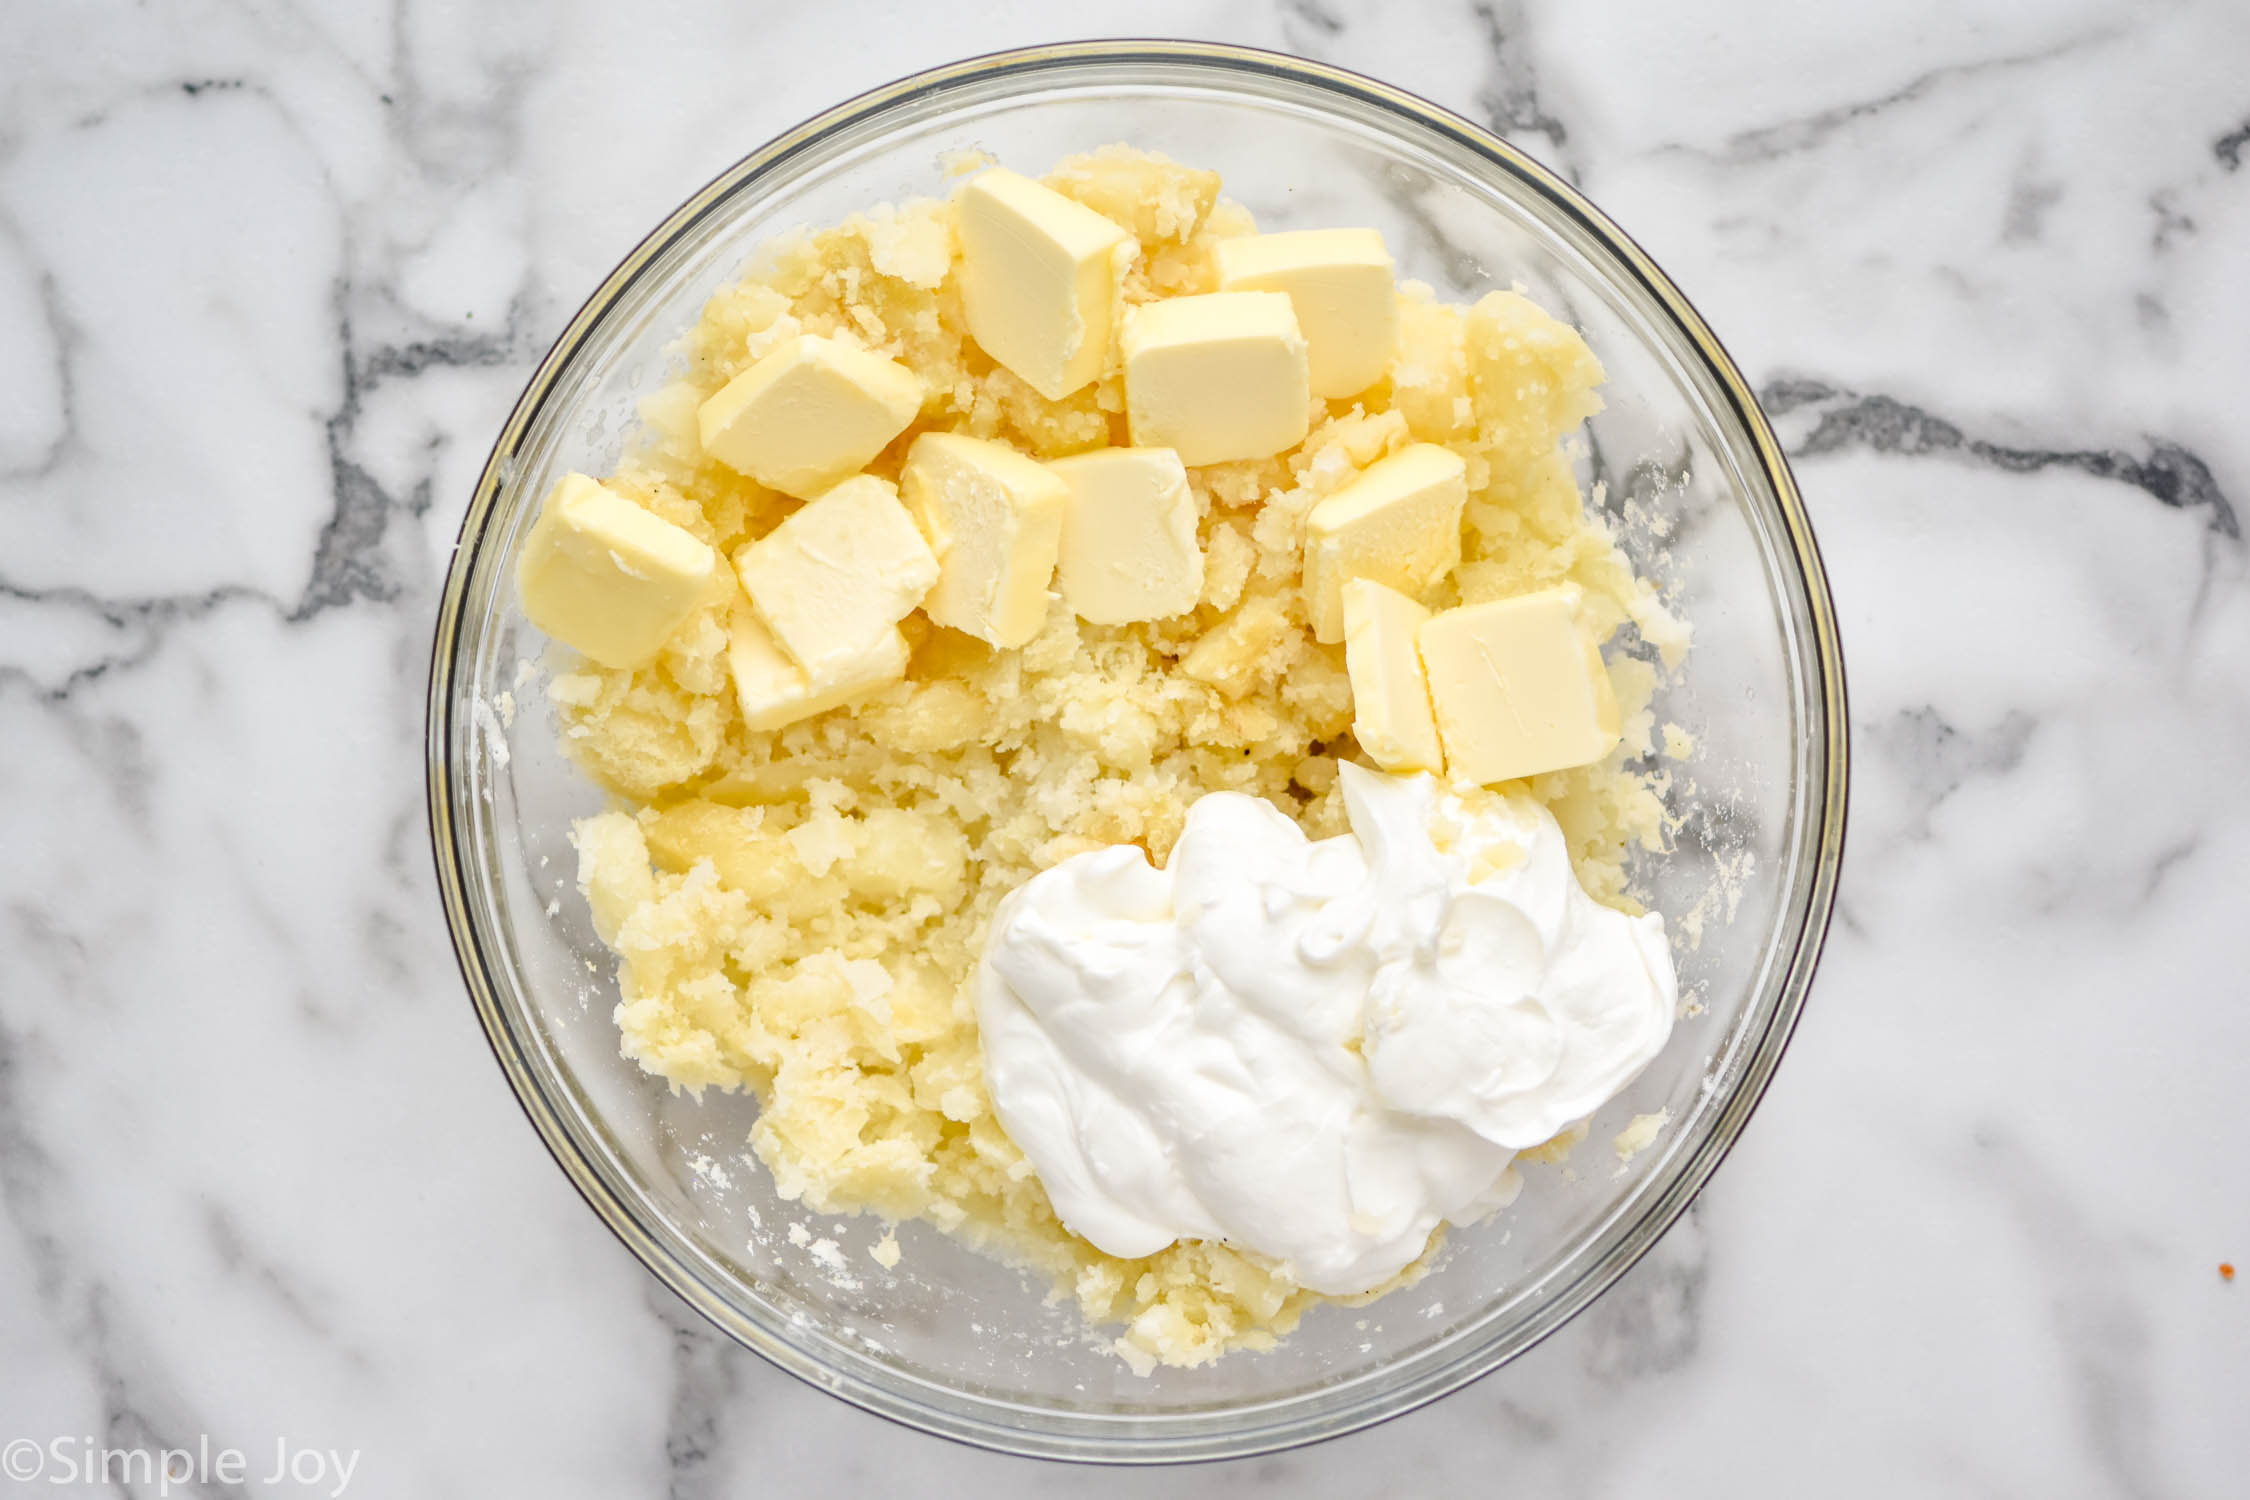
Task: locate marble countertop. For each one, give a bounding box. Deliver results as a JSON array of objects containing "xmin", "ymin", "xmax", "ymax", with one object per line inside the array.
[{"xmin": 5, "ymin": 0, "xmax": 2246, "ymax": 1494}]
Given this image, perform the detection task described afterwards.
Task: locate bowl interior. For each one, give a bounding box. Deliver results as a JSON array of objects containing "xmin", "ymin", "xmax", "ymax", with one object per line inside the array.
[{"xmin": 431, "ymin": 48, "xmax": 1840, "ymax": 1459}]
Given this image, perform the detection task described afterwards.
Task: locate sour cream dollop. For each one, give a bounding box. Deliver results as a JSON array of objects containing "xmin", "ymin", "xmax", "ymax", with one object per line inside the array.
[{"xmin": 975, "ymin": 764, "xmax": 1678, "ymax": 1296}]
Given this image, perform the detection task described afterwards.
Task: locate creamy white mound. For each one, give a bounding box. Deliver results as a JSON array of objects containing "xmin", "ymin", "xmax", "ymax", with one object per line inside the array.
[{"xmin": 977, "ymin": 764, "xmax": 1679, "ymax": 1296}]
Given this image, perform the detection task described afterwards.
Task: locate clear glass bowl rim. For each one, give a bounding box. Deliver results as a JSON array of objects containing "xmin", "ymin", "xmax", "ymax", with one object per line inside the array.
[{"xmin": 424, "ymin": 38, "xmax": 1850, "ymax": 1465}]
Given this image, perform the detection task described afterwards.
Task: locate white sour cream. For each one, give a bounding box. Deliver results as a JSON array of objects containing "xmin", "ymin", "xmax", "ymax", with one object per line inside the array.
[{"xmin": 974, "ymin": 764, "xmax": 1678, "ymax": 1296}]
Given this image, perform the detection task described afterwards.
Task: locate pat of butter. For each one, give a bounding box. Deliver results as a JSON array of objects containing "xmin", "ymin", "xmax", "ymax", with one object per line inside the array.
[
  {"xmin": 1121, "ymin": 291, "xmax": 1310, "ymax": 466},
  {"xmin": 1048, "ymin": 447, "xmax": 1204, "ymax": 625},
  {"xmin": 1341, "ymin": 578, "xmax": 1442, "ymax": 773},
  {"xmin": 899, "ymin": 432, "xmax": 1067, "ymax": 648},
  {"xmin": 728, "ymin": 612, "xmax": 908, "ymax": 732},
  {"xmin": 515, "ymin": 472, "xmax": 721, "ymax": 669},
  {"xmin": 1302, "ymin": 443, "xmax": 1467, "ymax": 643},
  {"xmin": 732, "ymin": 475, "xmax": 938, "ymax": 682},
  {"xmin": 1214, "ymin": 228, "xmax": 1398, "ymax": 399},
  {"xmin": 1417, "ymin": 586, "xmax": 1619, "ymax": 785},
  {"xmin": 957, "ymin": 169, "xmax": 1134, "ymax": 400},
  {"xmin": 697, "ymin": 334, "xmax": 923, "ymax": 499}
]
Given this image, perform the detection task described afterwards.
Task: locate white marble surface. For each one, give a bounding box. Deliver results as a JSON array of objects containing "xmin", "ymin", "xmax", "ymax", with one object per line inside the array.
[{"xmin": 4, "ymin": 0, "xmax": 2247, "ymax": 1493}]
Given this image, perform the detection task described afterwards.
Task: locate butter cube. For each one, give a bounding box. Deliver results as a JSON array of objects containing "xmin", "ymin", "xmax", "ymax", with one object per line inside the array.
[
  {"xmin": 1048, "ymin": 447, "xmax": 1204, "ymax": 625},
  {"xmin": 957, "ymin": 169, "xmax": 1134, "ymax": 400},
  {"xmin": 1341, "ymin": 578, "xmax": 1442, "ymax": 773},
  {"xmin": 732, "ymin": 475, "xmax": 938, "ymax": 681},
  {"xmin": 1302, "ymin": 443, "xmax": 1467, "ymax": 642},
  {"xmin": 727, "ymin": 612, "xmax": 908, "ymax": 732},
  {"xmin": 1121, "ymin": 291, "xmax": 1310, "ymax": 466},
  {"xmin": 515, "ymin": 472, "xmax": 721, "ymax": 669},
  {"xmin": 1214, "ymin": 228, "xmax": 1398, "ymax": 398},
  {"xmin": 1418, "ymin": 587, "xmax": 1620, "ymax": 785},
  {"xmin": 899, "ymin": 432, "xmax": 1068, "ymax": 648},
  {"xmin": 697, "ymin": 334, "xmax": 923, "ymax": 498}
]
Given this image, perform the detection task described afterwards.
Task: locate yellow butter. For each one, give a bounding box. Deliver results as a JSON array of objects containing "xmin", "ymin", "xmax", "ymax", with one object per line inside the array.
[
  {"xmin": 957, "ymin": 168, "xmax": 1134, "ymax": 400},
  {"xmin": 731, "ymin": 475, "xmax": 937, "ymax": 681},
  {"xmin": 1214, "ymin": 228, "xmax": 1398, "ymax": 398},
  {"xmin": 1340, "ymin": 578, "xmax": 1442, "ymax": 773},
  {"xmin": 899, "ymin": 432, "xmax": 1068, "ymax": 648},
  {"xmin": 697, "ymin": 334, "xmax": 923, "ymax": 498},
  {"xmin": 1047, "ymin": 447, "xmax": 1204, "ymax": 625},
  {"xmin": 1121, "ymin": 291, "xmax": 1310, "ymax": 466},
  {"xmin": 515, "ymin": 472, "xmax": 721, "ymax": 669},
  {"xmin": 1302, "ymin": 442, "xmax": 1467, "ymax": 643},
  {"xmin": 727, "ymin": 611, "xmax": 908, "ymax": 732},
  {"xmin": 1417, "ymin": 586, "xmax": 1620, "ymax": 785}
]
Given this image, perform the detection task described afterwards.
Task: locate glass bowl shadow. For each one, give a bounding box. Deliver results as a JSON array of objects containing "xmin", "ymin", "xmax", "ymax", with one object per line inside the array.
[{"xmin": 426, "ymin": 41, "xmax": 1848, "ymax": 1464}]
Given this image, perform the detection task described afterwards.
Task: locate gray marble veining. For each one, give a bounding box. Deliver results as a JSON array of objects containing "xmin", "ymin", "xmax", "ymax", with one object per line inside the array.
[{"xmin": 3, "ymin": 0, "xmax": 2245, "ymax": 1495}]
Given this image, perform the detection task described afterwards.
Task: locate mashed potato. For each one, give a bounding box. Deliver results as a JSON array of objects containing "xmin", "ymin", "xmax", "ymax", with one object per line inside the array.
[{"xmin": 544, "ymin": 148, "xmax": 1686, "ymax": 1371}]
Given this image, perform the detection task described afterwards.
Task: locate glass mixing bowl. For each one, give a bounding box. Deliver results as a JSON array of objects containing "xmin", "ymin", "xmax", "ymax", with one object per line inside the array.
[{"xmin": 426, "ymin": 41, "xmax": 1847, "ymax": 1463}]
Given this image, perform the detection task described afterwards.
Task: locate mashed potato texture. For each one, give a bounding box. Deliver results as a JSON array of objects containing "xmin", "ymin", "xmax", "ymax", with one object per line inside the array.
[{"xmin": 547, "ymin": 148, "xmax": 1686, "ymax": 1371}]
